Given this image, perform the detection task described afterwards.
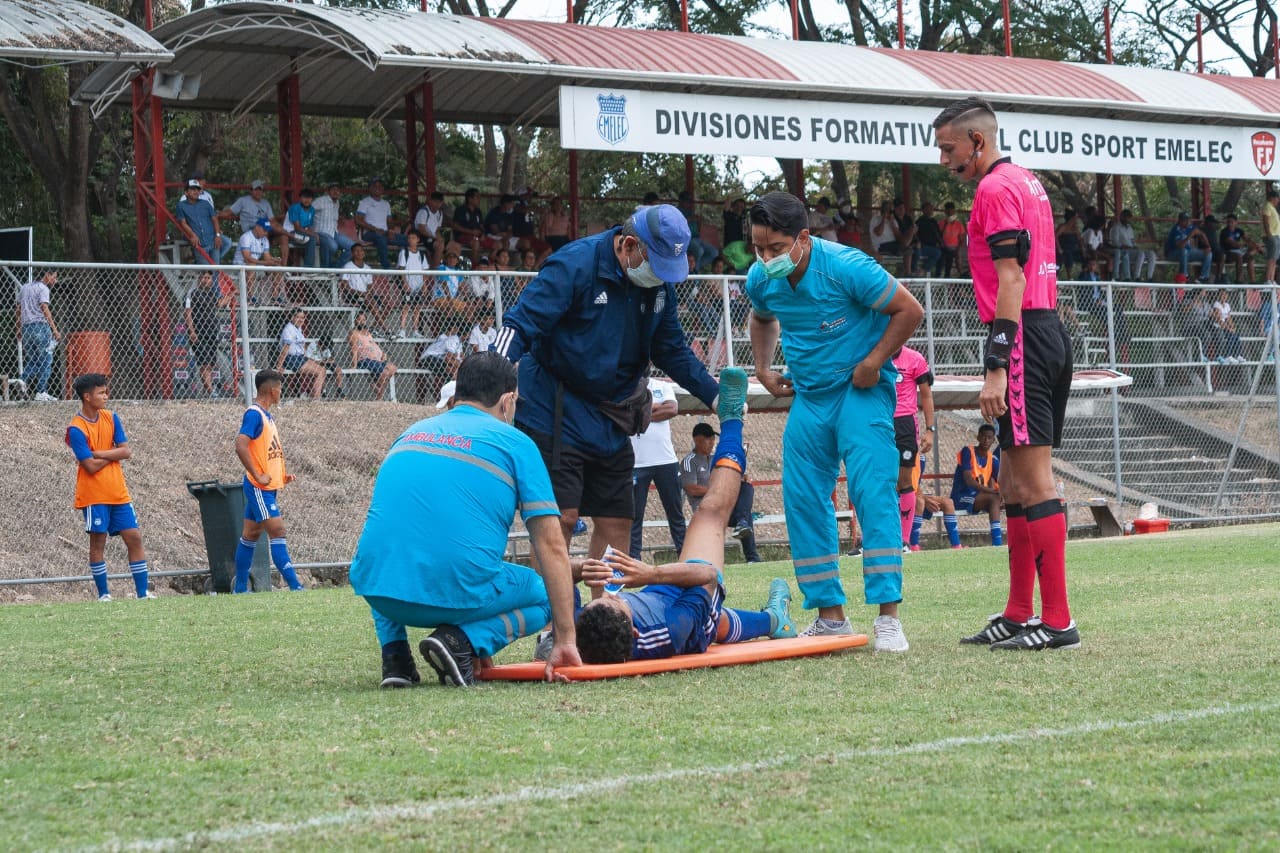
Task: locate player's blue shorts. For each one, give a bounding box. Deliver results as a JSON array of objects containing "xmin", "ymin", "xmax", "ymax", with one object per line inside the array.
[
  {"xmin": 953, "ymin": 489, "xmax": 979, "ymax": 514},
  {"xmin": 282, "ymin": 353, "xmax": 308, "ymax": 372},
  {"xmin": 243, "ymin": 483, "xmax": 282, "ymax": 521},
  {"xmin": 82, "ymin": 502, "xmax": 139, "ymax": 536}
]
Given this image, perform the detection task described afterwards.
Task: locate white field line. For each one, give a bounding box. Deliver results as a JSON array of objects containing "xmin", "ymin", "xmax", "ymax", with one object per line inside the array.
[{"xmin": 92, "ymin": 699, "xmax": 1279, "ymax": 852}]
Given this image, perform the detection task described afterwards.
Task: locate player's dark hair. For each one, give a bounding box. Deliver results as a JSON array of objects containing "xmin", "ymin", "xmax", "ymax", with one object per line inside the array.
[
  {"xmin": 72, "ymin": 373, "xmax": 108, "ymax": 402},
  {"xmin": 749, "ymin": 191, "xmax": 808, "ymax": 238},
  {"xmin": 575, "ymin": 603, "xmax": 634, "ymax": 664},
  {"xmin": 255, "ymin": 369, "xmax": 285, "ymax": 391},
  {"xmin": 454, "ymin": 351, "xmax": 517, "ymax": 408},
  {"xmin": 932, "ymin": 96, "xmax": 996, "ymax": 130},
  {"xmin": 978, "ymin": 423, "xmax": 996, "ymax": 436},
  {"xmin": 430, "ymin": 191, "xmax": 444, "ymax": 201}
]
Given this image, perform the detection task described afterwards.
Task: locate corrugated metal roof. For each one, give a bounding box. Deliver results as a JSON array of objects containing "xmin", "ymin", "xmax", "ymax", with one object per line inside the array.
[
  {"xmin": 0, "ymin": 0, "xmax": 172, "ymax": 64},
  {"xmin": 74, "ymin": 1, "xmax": 1280, "ymax": 128}
]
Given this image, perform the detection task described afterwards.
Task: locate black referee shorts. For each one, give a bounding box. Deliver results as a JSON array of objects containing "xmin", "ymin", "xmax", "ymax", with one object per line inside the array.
[
  {"xmin": 993, "ymin": 309, "xmax": 1072, "ymax": 450},
  {"xmin": 893, "ymin": 415, "xmax": 919, "ymax": 467},
  {"xmin": 519, "ymin": 425, "xmax": 634, "ymax": 519}
]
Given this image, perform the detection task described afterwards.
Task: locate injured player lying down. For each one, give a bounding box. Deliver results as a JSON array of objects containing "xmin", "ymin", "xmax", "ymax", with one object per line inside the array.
[{"xmin": 541, "ymin": 378, "xmax": 796, "ymax": 664}]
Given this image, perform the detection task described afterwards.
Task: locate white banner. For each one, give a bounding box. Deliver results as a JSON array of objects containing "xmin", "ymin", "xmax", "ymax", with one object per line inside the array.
[{"xmin": 560, "ymin": 85, "xmax": 1279, "ymax": 181}]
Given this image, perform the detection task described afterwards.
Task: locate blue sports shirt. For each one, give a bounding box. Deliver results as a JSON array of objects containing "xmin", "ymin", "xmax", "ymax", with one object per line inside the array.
[
  {"xmin": 349, "ymin": 405, "xmax": 560, "ymax": 607},
  {"xmin": 746, "ymin": 239, "xmax": 899, "ymax": 394},
  {"xmin": 66, "ymin": 412, "xmax": 126, "ymax": 461},
  {"xmin": 496, "ymin": 228, "xmax": 719, "ymax": 455}
]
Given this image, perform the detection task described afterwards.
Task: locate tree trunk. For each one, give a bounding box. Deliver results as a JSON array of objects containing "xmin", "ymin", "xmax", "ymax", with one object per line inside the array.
[
  {"xmin": 1218, "ymin": 179, "xmax": 1246, "ymax": 216},
  {"xmin": 483, "ymin": 125, "xmax": 499, "ymax": 180},
  {"xmin": 1132, "ymin": 175, "xmax": 1156, "ymax": 242},
  {"xmin": 829, "ymin": 160, "xmax": 851, "ymax": 204}
]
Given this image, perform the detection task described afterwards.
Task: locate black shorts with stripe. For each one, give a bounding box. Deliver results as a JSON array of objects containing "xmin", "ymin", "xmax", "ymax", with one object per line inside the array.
[
  {"xmin": 893, "ymin": 415, "xmax": 919, "ymax": 467},
  {"xmin": 993, "ymin": 309, "xmax": 1072, "ymax": 450}
]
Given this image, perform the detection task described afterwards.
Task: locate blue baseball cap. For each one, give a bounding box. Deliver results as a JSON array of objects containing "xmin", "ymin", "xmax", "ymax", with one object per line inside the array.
[
  {"xmin": 254, "ymin": 217, "xmax": 271, "ymax": 231},
  {"xmin": 630, "ymin": 204, "xmax": 691, "ymax": 284}
]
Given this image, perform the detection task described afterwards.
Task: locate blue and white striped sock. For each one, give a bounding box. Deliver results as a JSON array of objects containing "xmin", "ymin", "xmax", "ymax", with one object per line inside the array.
[
  {"xmin": 990, "ymin": 521, "xmax": 1004, "ymax": 546},
  {"xmin": 944, "ymin": 514, "xmax": 961, "ymax": 547},
  {"xmin": 270, "ymin": 538, "xmax": 303, "ymax": 590},
  {"xmin": 910, "ymin": 514, "xmax": 926, "ymax": 547},
  {"xmin": 90, "ymin": 561, "xmax": 108, "ymax": 597},
  {"xmin": 233, "ymin": 537, "xmax": 255, "ymax": 593},
  {"xmin": 129, "ymin": 560, "xmax": 149, "ymax": 598}
]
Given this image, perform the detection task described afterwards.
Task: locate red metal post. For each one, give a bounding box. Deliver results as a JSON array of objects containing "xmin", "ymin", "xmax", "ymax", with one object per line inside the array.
[
  {"xmin": 680, "ymin": 0, "xmax": 689, "ymax": 32},
  {"xmin": 1196, "ymin": 13, "xmax": 1204, "ymax": 73},
  {"xmin": 405, "ymin": 91, "xmax": 419, "ymax": 216},
  {"xmin": 423, "ymin": 81, "xmax": 436, "ymax": 193},
  {"xmin": 789, "ymin": 0, "xmax": 799, "ymax": 40},
  {"xmin": 276, "ymin": 74, "xmax": 303, "ymax": 205},
  {"xmin": 568, "ymin": 151, "xmax": 580, "ymax": 239},
  {"xmin": 1103, "ymin": 6, "xmax": 1113, "ymax": 64},
  {"xmin": 566, "ymin": 0, "xmax": 575, "ymax": 24},
  {"xmin": 897, "ymin": 0, "xmax": 905, "ymax": 49},
  {"xmin": 1002, "ymin": 0, "xmax": 1012, "ymax": 56}
]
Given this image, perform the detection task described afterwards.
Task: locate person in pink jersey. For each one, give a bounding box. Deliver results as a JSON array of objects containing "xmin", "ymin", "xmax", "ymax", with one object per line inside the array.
[
  {"xmin": 934, "ymin": 96, "xmax": 1078, "ymax": 652},
  {"xmin": 890, "ymin": 346, "xmax": 935, "ymax": 550}
]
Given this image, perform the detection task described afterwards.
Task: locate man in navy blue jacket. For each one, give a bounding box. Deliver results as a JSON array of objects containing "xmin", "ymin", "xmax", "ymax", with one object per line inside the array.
[{"xmin": 496, "ymin": 204, "xmax": 722, "ymax": 559}]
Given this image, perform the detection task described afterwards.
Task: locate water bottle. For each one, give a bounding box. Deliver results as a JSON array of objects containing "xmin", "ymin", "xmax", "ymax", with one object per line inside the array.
[
  {"xmin": 46, "ymin": 339, "xmax": 57, "ymax": 355},
  {"xmin": 602, "ymin": 545, "xmax": 625, "ymax": 595}
]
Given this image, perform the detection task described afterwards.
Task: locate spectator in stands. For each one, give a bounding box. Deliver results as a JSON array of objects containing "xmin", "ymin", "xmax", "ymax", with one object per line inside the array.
[
  {"xmin": 1077, "ymin": 258, "xmax": 1129, "ymax": 361},
  {"xmin": 189, "ymin": 169, "xmax": 215, "ymax": 208},
  {"xmin": 893, "ymin": 199, "xmax": 919, "ymax": 276},
  {"xmin": 1180, "ymin": 288, "xmax": 1219, "ymax": 357},
  {"xmin": 356, "ymin": 177, "xmax": 405, "ymax": 269},
  {"xmin": 184, "ymin": 270, "xmax": 232, "ymax": 397},
  {"xmin": 467, "ymin": 253, "xmax": 499, "ymax": 311},
  {"xmin": 413, "ymin": 191, "xmax": 447, "ymax": 266},
  {"xmin": 176, "ymin": 179, "xmax": 231, "ymax": 264},
  {"xmin": 313, "ymin": 182, "xmax": 355, "ymax": 269},
  {"xmin": 513, "ymin": 186, "xmax": 549, "ymax": 260},
  {"xmin": 16, "ymin": 268, "xmax": 61, "ymax": 402},
  {"xmin": 807, "ymin": 197, "xmax": 840, "ymax": 242},
  {"xmin": 1219, "ymin": 213, "xmax": 1258, "ymax": 284},
  {"xmin": 681, "ymin": 422, "xmax": 761, "ymax": 563},
  {"xmin": 1262, "ymin": 189, "xmax": 1280, "ymax": 286},
  {"xmin": 1201, "ymin": 215, "xmax": 1225, "ymax": 282},
  {"xmin": 238, "ymin": 217, "xmax": 286, "ymax": 304},
  {"xmin": 305, "ymin": 334, "xmax": 345, "ymax": 399},
  {"xmin": 1211, "ymin": 288, "xmax": 1245, "ymax": 363},
  {"xmin": 275, "ymin": 309, "xmax": 327, "ymax": 399},
  {"xmin": 678, "ymin": 190, "xmax": 718, "ymax": 272},
  {"xmin": 835, "ymin": 199, "xmax": 862, "ymax": 248},
  {"xmin": 722, "ymin": 197, "xmax": 747, "ymax": 247},
  {"xmin": 1081, "ymin": 214, "xmax": 1110, "ymax": 279},
  {"xmin": 914, "ymin": 201, "xmax": 944, "ymax": 278},
  {"xmin": 452, "ymin": 187, "xmax": 485, "ymax": 261},
  {"xmin": 908, "ymin": 457, "xmax": 962, "ymax": 551},
  {"xmin": 433, "ymin": 247, "xmax": 469, "ymax": 318},
  {"xmin": 396, "ymin": 231, "xmax": 430, "ymax": 341},
  {"xmin": 517, "ymin": 248, "xmax": 538, "ymax": 273},
  {"xmin": 226, "ymin": 179, "xmax": 274, "ymax": 233},
  {"xmin": 951, "ymin": 423, "xmax": 1004, "ymax": 546},
  {"xmin": 1109, "ymin": 209, "xmax": 1154, "ymax": 282},
  {"xmin": 348, "ymin": 311, "xmax": 396, "ymax": 401},
  {"xmin": 690, "ymin": 277, "xmax": 723, "ymax": 338},
  {"xmin": 868, "ymin": 199, "xmax": 902, "ymax": 266},
  {"xmin": 1165, "ymin": 211, "xmax": 1213, "ymax": 283},
  {"xmin": 468, "ymin": 313, "xmax": 497, "ymax": 353},
  {"xmin": 628, "ymin": 376, "xmax": 687, "ymax": 558},
  {"xmin": 284, "ymin": 188, "xmax": 319, "ymax": 267},
  {"xmin": 419, "ymin": 313, "xmax": 465, "ymax": 397},
  {"xmin": 542, "ymin": 194, "xmax": 571, "ymax": 253},
  {"xmin": 1055, "ymin": 209, "xmax": 1083, "ymax": 279},
  {"xmin": 941, "ymin": 201, "xmax": 966, "ymax": 278},
  {"xmin": 484, "ymin": 193, "xmax": 519, "ymax": 253},
  {"xmin": 341, "ymin": 244, "xmax": 386, "ymax": 329}
]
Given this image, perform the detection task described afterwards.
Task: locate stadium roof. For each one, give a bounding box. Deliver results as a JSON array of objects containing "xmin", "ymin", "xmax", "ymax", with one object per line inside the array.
[
  {"xmin": 76, "ymin": 1, "xmax": 1280, "ymax": 126},
  {"xmin": 0, "ymin": 0, "xmax": 172, "ymax": 65}
]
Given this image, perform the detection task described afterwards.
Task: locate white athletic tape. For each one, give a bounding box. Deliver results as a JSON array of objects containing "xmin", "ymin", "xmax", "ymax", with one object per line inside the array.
[{"xmin": 94, "ymin": 699, "xmax": 1278, "ymax": 852}]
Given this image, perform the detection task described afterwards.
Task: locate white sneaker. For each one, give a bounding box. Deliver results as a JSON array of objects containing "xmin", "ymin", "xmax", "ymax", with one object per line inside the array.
[
  {"xmin": 97, "ymin": 593, "xmax": 113, "ymax": 603},
  {"xmin": 799, "ymin": 617, "xmax": 854, "ymax": 637},
  {"xmin": 873, "ymin": 615, "xmax": 909, "ymax": 652},
  {"xmin": 139, "ymin": 591, "xmax": 159, "ymax": 599},
  {"xmin": 34, "ymin": 391, "xmax": 57, "ymax": 402}
]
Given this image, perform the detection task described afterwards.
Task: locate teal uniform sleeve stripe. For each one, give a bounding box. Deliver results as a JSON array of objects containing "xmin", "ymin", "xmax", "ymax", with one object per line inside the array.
[
  {"xmin": 793, "ymin": 553, "xmax": 840, "ymax": 568},
  {"xmin": 521, "ymin": 500, "xmax": 559, "ymax": 513},
  {"xmin": 387, "ymin": 444, "xmax": 514, "ymax": 489}
]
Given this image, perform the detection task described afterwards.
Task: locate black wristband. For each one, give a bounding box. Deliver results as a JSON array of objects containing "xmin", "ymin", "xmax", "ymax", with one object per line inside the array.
[{"xmin": 986, "ymin": 318, "xmax": 1020, "ymax": 361}]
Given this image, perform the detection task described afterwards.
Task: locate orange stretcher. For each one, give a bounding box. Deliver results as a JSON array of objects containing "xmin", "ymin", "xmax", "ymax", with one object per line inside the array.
[{"xmin": 478, "ymin": 633, "xmax": 868, "ymax": 682}]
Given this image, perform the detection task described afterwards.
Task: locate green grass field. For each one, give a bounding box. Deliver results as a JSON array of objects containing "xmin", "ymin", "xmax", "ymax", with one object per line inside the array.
[{"xmin": 3, "ymin": 526, "xmax": 1279, "ymax": 851}]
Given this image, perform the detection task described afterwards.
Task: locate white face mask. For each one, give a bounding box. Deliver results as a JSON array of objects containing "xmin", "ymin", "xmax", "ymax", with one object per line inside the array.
[{"xmin": 628, "ymin": 258, "xmax": 666, "ymax": 289}]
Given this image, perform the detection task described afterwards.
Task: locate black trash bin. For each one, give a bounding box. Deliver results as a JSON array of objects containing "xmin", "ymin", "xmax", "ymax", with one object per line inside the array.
[{"xmin": 186, "ymin": 480, "xmax": 272, "ymax": 593}]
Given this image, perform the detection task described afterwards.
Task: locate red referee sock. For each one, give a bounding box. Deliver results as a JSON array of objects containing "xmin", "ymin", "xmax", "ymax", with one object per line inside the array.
[
  {"xmin": 1002, "ymin": 503, "xmax": 1036, "ymax": 624},
  {"xmin": 1026, "ymin": 499, "xmax": 1071, "ymax": 630}
]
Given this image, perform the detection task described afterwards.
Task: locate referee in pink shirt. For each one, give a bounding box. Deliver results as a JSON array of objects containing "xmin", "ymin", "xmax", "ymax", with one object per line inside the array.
[{"xmin": 933, "ymin": 96, "xmax": 1079, "ymax": 652}]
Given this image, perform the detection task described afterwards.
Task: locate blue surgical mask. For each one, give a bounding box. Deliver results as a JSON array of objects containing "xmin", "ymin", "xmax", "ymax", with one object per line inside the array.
[{"xmin": 759, "ymin": 238, "xmax": 800, "ymax": 280}]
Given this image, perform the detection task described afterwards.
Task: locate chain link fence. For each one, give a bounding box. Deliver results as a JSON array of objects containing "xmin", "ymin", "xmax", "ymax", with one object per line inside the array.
[{"xmin": 5, "ymin": 260, "xmax": 1279, "ymax": 574}]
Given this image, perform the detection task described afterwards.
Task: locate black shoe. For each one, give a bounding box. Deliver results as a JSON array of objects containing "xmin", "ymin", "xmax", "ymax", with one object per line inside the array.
[
  {"xmin": 380, "ymin": 640, "xmax": 421, "ymax": 689},
  {"xmin": 420, "ymin": 626, "xmax": 476, "ymax": 686},
  {"xmin": 960, "ymin": 613, "xmax": 1029, "ymax": 645},
  {"xmin": 990, "ymin": 621, "xmax": 1081, "ymax": 651}
]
